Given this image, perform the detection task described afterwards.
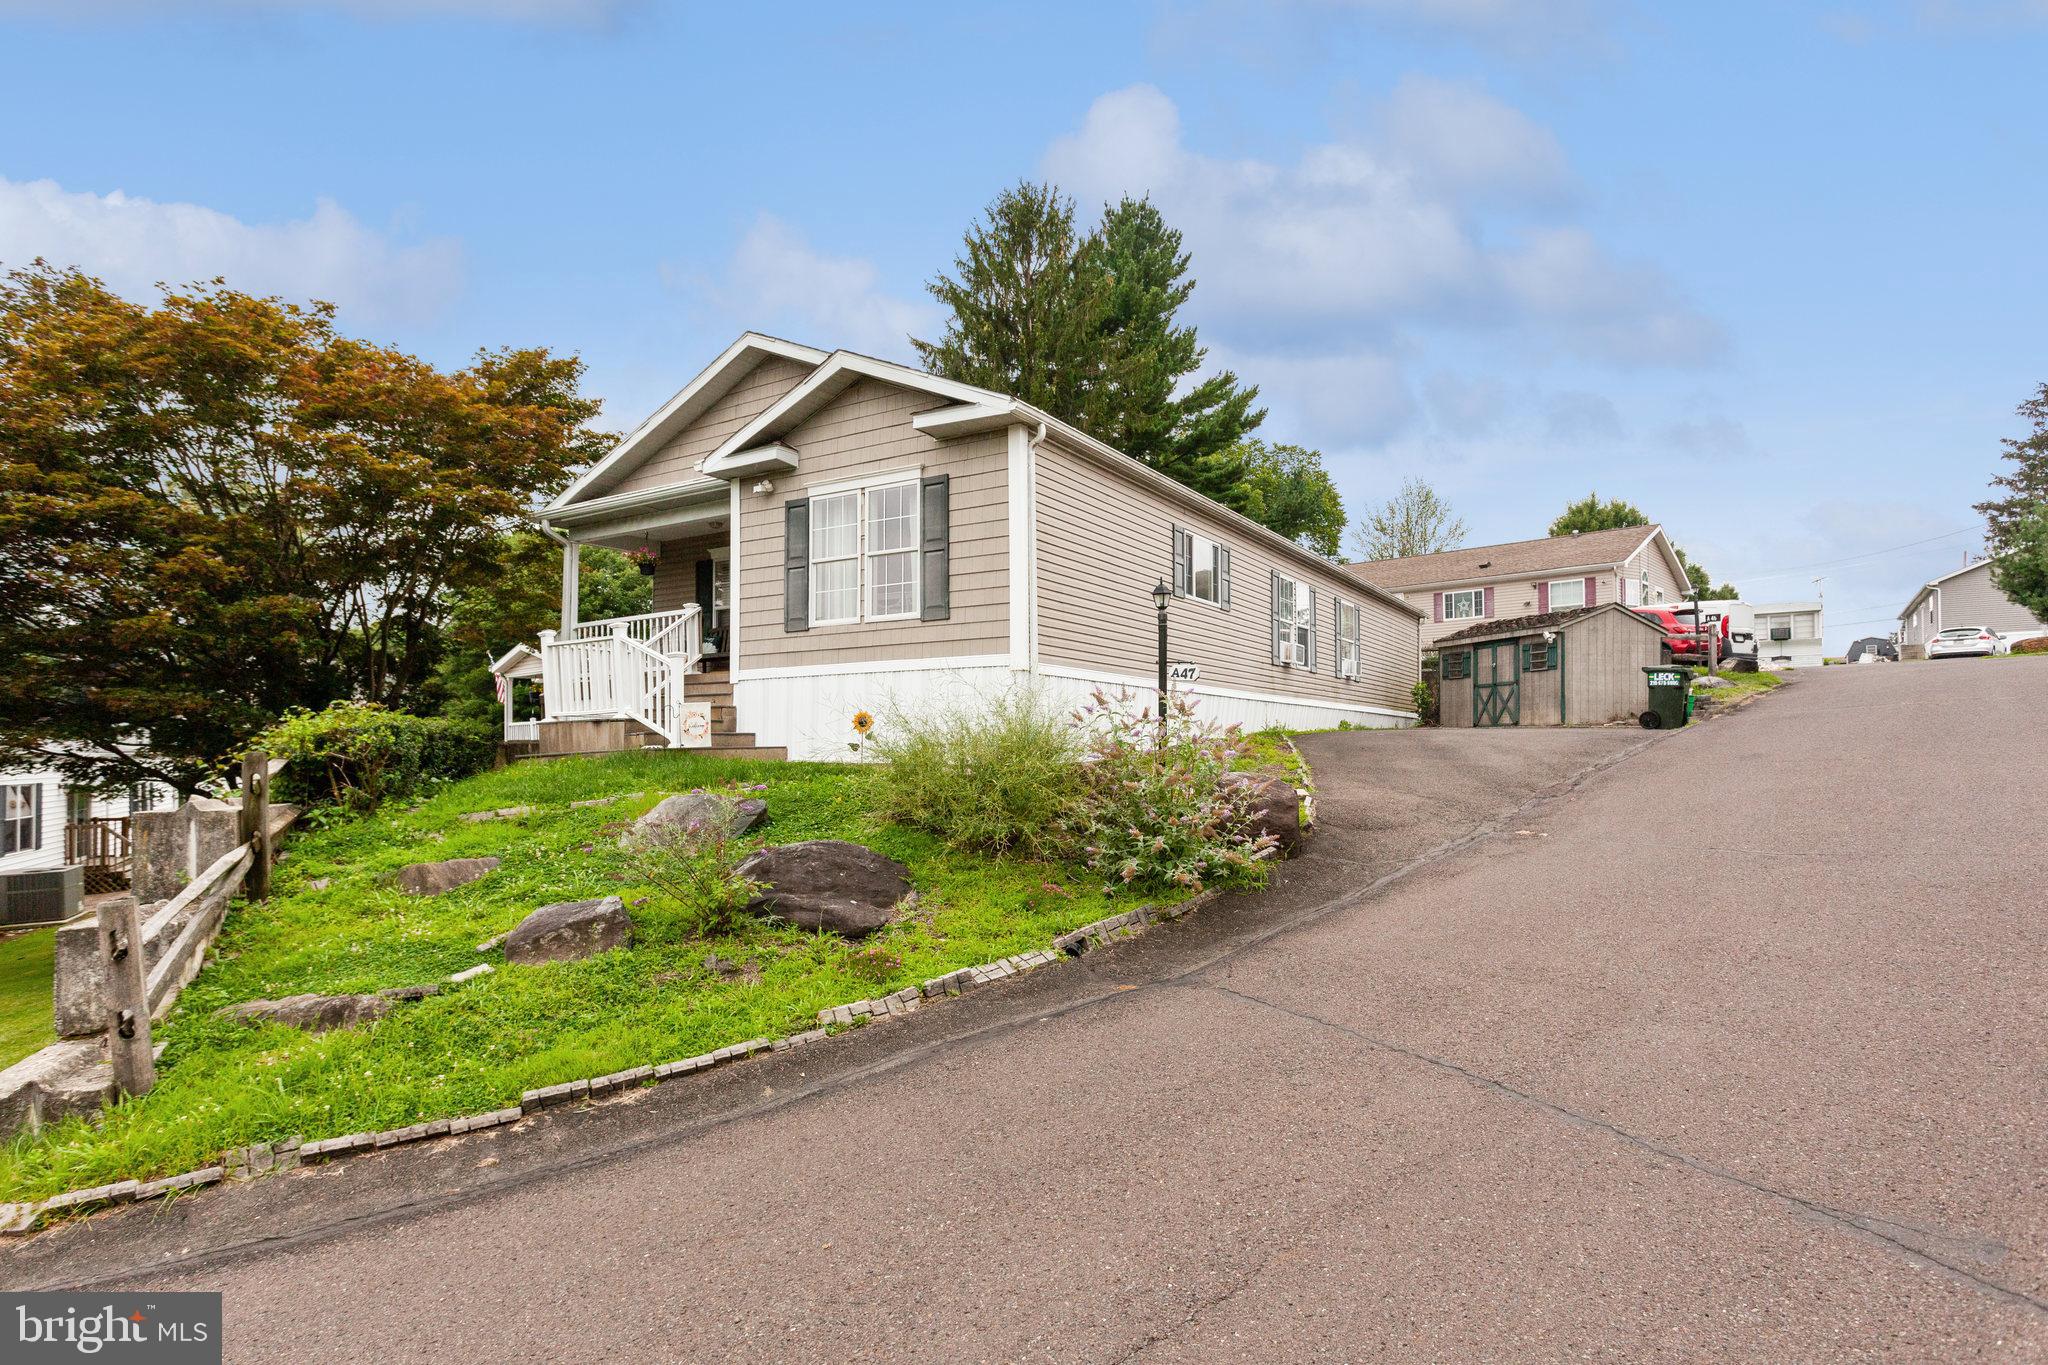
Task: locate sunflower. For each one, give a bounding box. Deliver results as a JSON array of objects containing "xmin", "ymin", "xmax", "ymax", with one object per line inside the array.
[{"xmin": 851, "ymin": 710, "xmax": 875, "ymax": 736}]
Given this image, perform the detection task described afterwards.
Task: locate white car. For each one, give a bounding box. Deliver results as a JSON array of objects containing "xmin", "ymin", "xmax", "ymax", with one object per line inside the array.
[{"xmin": 1927, "ymin": 626, "xmax": 2001, "ymax": 659}]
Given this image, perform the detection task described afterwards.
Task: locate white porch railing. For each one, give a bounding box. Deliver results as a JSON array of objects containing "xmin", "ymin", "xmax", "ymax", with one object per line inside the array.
[{"xmin": 539, "ymin": 606, "xmax": 703, "ymax": 747}]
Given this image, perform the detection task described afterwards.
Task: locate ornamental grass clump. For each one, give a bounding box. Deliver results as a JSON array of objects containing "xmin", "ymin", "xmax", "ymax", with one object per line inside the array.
[
  {"xmin": 1071, "ymin": 689, "xmax": 1277, "ymax": 894},
  {"xmin": 870, "ymin": 686, "xmax": 1085, "ymax": 859}
]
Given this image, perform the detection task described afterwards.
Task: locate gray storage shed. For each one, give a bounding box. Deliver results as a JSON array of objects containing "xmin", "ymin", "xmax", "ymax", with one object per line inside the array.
[{"xmin": 1436, "ymin": 603, "xmax": 1666, "ymax": 728}]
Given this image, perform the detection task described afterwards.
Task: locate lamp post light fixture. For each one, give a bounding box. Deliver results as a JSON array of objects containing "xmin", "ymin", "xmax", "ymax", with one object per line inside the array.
[{"xmin": 1151, "ymin": 578, "xmax": 1171, "ymax": 721}]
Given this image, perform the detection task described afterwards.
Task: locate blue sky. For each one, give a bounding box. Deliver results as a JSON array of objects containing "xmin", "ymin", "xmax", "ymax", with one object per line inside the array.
[{"xmin": 4, "ymin": 0, "xmax": 2044, "ymax": 650}]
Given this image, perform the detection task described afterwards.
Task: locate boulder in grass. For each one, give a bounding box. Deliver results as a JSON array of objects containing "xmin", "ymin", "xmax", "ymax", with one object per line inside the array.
[
  {"xmin": 1220, "ymin": 773, "xmax": 1305, "ymax": 856},
  {"xmin": 223, "ymin": 993, "xmax": 391, "ymax": 1033},
  {"xmin": 504, "ymin": 895, "xmax": 631, "ymax": 965},
  {"xmin": 395, "ymin": 856, "xmax": 500, "ymax": 896},
  {"xmin": 621, "ymin": 792, "xmax": 765, "ymax": 851},
  {"xmin": 734, "ymin": 840, "xmax": 911, "ymax": 938}
]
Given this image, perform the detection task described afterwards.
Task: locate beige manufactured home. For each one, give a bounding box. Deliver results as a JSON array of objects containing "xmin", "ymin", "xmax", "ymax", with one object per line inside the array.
[
  {"xmin": 1350, "ymin": 524, "xmax": 1691, "ymax": 652},
  {"xmin": 1435, "ymin": 604, "xmax": 1665, "ymax": 728},
  {"xmin": 503, "ymin": 334, "xmax": 1424, "ymax": 761}
]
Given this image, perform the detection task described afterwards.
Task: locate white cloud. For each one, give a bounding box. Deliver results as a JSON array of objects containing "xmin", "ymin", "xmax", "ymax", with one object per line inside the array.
[
  {"xmin": 0, "ymin": 176, "xmax": 461, "ymax": 323},
  {"xmin": 1042, "ymin": 83, "xmax": 1723, "ymax": 387},
  {"xmin": 700, "ymin": 213, "xmax": 937, "ymax": 363},
  {"xmin": 1543, "ymin": 390, "xmax": 1626, "ymax": 444},
  {"xmin": 1221, "ymin": 345, "xmax": 1419, "ymax": 445}
]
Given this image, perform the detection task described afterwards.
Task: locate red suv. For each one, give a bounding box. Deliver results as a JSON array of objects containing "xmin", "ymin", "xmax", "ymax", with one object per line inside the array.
[{"xmin": 1631, "ymin": 606, "xmax": 1728, "ymax": 664}]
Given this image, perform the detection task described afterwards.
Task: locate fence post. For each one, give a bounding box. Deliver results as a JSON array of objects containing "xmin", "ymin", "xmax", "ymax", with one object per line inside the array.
[
  {"xmin": 240, "ymin": 749, "xmax": 272, "ymax": 901},
  {"xmin": 99, "ymin": 895, "xmax": 156, "ymax": 1097}
]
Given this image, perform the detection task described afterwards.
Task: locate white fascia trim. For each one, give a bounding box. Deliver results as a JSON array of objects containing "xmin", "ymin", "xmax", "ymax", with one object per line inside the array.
[
  {"xmin": 489, "ymin": 644, "xmax": 541, "ymax": 676},
  {"xmin": 707, "ymin": 352, "xmax": 1010, "ymax": 470},
  {"xmin": 734, "ymin": 653, "xmax": 1013, "ymax": 683},
  {"xmin": 803, "ymin": 465, "xmax": 924, "ymax": 500},
  {"xmin": 701, "ymin": 441, "xmax": 800, "ymax": 478},
  {"xmin": 1006, "ymin": 423, "xmax": 1035, "ymax": 669},
  {"xmin": 1035, "ymin": 662, "xmax": 1418, "ymax": 721},
  {"xmin": 1642, "ymin": 526, "xmax": 1690, "ymax": 588},
  {"xmin": 544, "ymin": 478, "xmax": 727, "ymax": 528},
  {"xmin": 550, "ymin": 333, "xmax": 826, "ymax": 510}
]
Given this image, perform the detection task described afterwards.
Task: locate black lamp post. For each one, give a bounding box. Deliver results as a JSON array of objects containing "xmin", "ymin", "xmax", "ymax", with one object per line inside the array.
[{"xmin": 1151, "ymin": 578, "xmax": 1171, "ymax": 720}]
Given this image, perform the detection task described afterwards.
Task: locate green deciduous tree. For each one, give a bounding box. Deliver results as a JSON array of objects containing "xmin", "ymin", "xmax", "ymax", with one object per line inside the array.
[
  {"xmin": 1350, "ymin": 477, "xmax": 1468, "ymax": 562},
  {"xmin": 1977, "ymin": 383, "xmax": 2048, "ymax": 547},
  {"xmin": 1228, "ymin": 441, "xmax": 1347, "ymax": 557},
  {"xmin": 1548, "ymin": 491, "xmax": 1648, "ymax": 536},
  {"xmin": 0, "ymin": 262, "xmax": 608, "ymax": 793},
  {"xmin": 1990, "ymin": 503, "xmax": 2048, "ymax": 622}
]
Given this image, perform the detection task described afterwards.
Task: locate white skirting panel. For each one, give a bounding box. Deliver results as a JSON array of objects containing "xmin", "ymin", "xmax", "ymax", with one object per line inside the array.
[{"xmin": 736, "ymin": 658, "xmax": 1415, "ymax": 763}]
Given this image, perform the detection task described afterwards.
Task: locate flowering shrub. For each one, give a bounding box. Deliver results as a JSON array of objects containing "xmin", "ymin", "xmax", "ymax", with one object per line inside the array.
[{"xmin": 1070, "ymin": 689, "xmax": 1277, "ymax": 894}]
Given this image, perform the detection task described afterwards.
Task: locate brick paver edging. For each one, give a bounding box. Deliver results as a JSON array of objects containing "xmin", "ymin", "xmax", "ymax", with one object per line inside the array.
[{"xmin": 0, "ymin": 888, "xmax": 1221, "ymax": 1237}]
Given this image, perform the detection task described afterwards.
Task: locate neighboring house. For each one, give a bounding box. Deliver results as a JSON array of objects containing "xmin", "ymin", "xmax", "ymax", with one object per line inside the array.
[
  {"xmin": 1348, "ymin": 524, "xmax": 1691, "ymax": 652},
  {"xmin": 1747, "ymin": 600, "xmax": 1825, "ymax": 670},
  {"xmin": 1, "ymin": 764, "xmax": 165, "ymax": 920},
  {"xmin": 1433, "ymin": 604, "xmax": 1666, "ymax": 728},
  {"xmin": 1897, "ymin": 557, "xmax": 2046, "ymax": 656},
  {"xmin": 517, "ymin": 333, "xmax": 1425, "ymax": 762}
]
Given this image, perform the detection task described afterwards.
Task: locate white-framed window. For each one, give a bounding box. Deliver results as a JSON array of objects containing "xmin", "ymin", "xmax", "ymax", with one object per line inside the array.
[
  {"xmin": 1622, "ymin": 575, "xmax": 1642, "ymax": 606},
  {"xmin": 1548, "ymin": 577, "xmax": 1588, "ymax": 610},
  {"xmin": 809, "ymin": 490, "xmax": 861, "ymax": 625},
  {"xmin": 1273, "ymin": 573, "xmax": 1315, "ymax": 668},
  {"xmin": 864, "ymin": 481, "xmax": 920, "ymax": 619},
  {"xmin": 3, "ymin": 783, "xmax": 40, "ymax": 855},
  {"xmin": 808, "ymin": 477, "xmax": 920, "ymax": 626},
  {"xmin": 1444, "ymin": 589, "xmax": 1484, "ymax": 620},
  {"xmin": 1172, "ymin": 526, "xmax": 1230, "ymax": 607},
  {"xmin": 1335, "ymin": 599, "xmax": 1361, "ymax": 680}
]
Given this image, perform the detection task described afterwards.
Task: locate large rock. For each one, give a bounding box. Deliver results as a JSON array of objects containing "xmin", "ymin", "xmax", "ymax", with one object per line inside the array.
[
  {"xmin": 621, "ymin": 792, "xmax": 766, "ymax": 851},
  {"xmin": 1221, "ymin": 772, "xmax": 1306, "ymax": 856},
  {"xmin": 0, "ymin": 1040, "xmax": 115, "ymax": 1140},
  {"xmin": 735, "ymin": 841, "xmax": 911, "ymax": 938},
  {"xmin": 395, "ymin": 856, "xmax": 500, "ymax": 896},
  {"xmin": 223, "ymin": 993, "xmax": 391, "ymax": 1033},
  {"xmin": 504, "ymin": 895, "xmax": 631, "ymax": 965}
]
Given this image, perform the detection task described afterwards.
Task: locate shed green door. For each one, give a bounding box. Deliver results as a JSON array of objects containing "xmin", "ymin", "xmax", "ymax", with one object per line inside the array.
[{"xmin": 1472, "ymin": 640, "xmax": 1521, "ymax": 727}]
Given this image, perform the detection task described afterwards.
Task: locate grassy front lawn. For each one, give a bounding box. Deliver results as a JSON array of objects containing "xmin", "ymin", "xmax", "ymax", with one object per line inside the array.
[
  {"xmin": 0, "ymin": 752, "xmax": 1184, "ymax": 1201},
  {"xmin": 1692, "ymin": 669, "xmax": 1785, "ymax": 703},
  {"xmin": 0, "ymin": 927, "xmax": 56, "ymax": 1072}
]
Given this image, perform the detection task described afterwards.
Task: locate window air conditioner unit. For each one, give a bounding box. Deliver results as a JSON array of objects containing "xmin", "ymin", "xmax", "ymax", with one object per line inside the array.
[{"xmin": 1770, "ymin": 626, "xmax": 1792, "ymax": 641}]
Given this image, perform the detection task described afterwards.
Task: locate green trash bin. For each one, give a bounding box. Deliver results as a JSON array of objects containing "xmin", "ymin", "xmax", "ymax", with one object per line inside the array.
[{"xmin": 1640, "ymin": 665, "xmax": 1691, "ymax": 729}]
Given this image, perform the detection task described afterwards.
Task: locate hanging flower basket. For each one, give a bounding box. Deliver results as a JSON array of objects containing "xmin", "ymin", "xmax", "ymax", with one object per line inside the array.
[{"xmin": 626, "ymin": 547, "xmax": 658, "ymax": 577}]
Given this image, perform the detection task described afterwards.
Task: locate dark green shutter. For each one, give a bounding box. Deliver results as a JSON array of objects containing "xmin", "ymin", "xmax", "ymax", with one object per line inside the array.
[
  {"xmin": 1305, "ymin": 588, "xmax": 1317, "ymax": 671},
  {"xmin": 783, "ymin": 498, "xmax": 810, "ymax": 632},
  {"xmin": 1219, "ymin": 546, "xmax": 1232, "ymax": 610},
  {"xmin": 1270, "ymin": 570, "xmax": 1285, "ymax": 664},
  {"xmin": 920, "ymin": 474, "xmax": 950, "ymax": 621}
]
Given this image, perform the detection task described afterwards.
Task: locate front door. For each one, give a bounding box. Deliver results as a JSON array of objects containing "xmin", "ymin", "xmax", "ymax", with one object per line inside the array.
[
  {"xmin": 1472, "ymin": 640, "xmax": 1520, "ymax": 726},
  {"xmin": 695, "ymin": 550, "xmax": 731, "ymax": 657}
]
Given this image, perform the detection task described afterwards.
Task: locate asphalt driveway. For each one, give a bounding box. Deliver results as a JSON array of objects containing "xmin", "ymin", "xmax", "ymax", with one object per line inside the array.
[{"xmin": 9, "ymin": 660, "xmax": 2046, "ymax": 1360}]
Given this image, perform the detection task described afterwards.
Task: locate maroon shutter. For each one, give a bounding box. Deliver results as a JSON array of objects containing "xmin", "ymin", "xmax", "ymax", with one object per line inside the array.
[
  {"xmin": 1433, "ymin": 592, "xmax": 1443, "ymax": 623},
  {"xmin": 1536, "ymin": 581, "xmax": 1549, "ymax": 613},
  {"xmin": 1583, "ymin": 575, "xmax": 1596, "ymax": 606},
  {"xmin": 1483, "ymin": 586, "xmax": 1495, "ymax": 618}
]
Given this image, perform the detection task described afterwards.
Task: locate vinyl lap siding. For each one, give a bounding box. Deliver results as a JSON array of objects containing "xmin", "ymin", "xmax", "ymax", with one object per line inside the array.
[
  {"xmin": 611, "ymin": 356, "xmax": 814, "ymax": 496},
  {"xmin": 1033, "ymin": 441, "xmax": 1419, "ymax": 715},
  {"xmin": 1938, "ymin": 561, "xmax": 2048, "ymax": 635},
  {"xmin": 736, "ymin": 379, "xmax": 1008, "ymax": 670}
]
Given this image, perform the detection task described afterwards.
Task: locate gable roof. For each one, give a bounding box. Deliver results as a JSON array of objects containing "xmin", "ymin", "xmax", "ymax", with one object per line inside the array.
[
  {"xmin": 549, "ymin": 332, "xmax": 826, "ymax": 510},
  {"xmin": 1349, "ymin": 524, "xmax": 1671, "ymax": 592},
  {"xmin": 1436, "ymin": 601, "xmax": 1660, "ymax": 647},
  {"xmin": 698, "ymin": 346, "xmax": 1425, "ymax": 619},
  {"xmin": 1899, "ymin": 555, "xmax": 1998, "ymax": 617}
]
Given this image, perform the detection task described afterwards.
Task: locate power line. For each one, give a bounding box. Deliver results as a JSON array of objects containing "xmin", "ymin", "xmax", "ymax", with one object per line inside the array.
[{"xmin": 1738, "ymin": 526, "xmax": 1979, "ymax": 582}]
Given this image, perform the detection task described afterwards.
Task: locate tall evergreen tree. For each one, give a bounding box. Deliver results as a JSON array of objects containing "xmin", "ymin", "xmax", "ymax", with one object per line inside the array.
[
  {"xmin": 913, "ymin": 186, "xmax": 1269, "ymax": 519},
  {"xmin": 1093, "ymin": 196, "xmax": 1264, "ymax": 500},
  {"xmin": 910, "ymin": 183, "xmax": 1112, "ymax": 432},
  {"xmin": 1977, "ymin": 382, "xmax": 2048, "ymax": 547}
]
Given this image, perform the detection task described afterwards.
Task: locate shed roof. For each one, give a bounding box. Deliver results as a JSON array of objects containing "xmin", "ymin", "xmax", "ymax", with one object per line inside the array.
[{"xmin": 1436, "ymin": 602, "xmax": 1659, "ymax": 647}]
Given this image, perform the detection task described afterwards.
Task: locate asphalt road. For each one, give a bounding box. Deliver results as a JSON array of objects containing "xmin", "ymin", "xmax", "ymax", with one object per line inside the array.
[{"xmin": 11, "ymin": 659, "xmax": 2047, "ymax": 1360}]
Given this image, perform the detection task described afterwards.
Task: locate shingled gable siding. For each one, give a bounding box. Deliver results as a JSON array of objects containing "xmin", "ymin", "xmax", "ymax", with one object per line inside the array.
[
  {"xmin": 610, "ymin": 355, "xmax": 816, "ymax": 497},
  {"xmin": 734, "ymin": 378, "xmax": 1009, "ymax": 670},
  {"xmin": 1033, "ymin": 440, "xmax": 1419, "ymax": 714}
]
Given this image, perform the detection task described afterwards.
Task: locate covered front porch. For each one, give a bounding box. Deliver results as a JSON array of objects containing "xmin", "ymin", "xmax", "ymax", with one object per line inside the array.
[{"xmin": 494, "ymin": 481, "xmax": 782, "ymax": 759}]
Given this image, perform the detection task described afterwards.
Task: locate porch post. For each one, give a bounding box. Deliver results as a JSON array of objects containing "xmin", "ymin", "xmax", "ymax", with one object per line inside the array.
[{"xmin": 559, "ymin": 538, "xmax": 581, "ymax": 634}]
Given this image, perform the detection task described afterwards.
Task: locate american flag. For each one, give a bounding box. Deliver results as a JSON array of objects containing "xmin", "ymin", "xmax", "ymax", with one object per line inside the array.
[{"xmin": 492, "ymin": 653, "xmax": 509, "ymax": 705}]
